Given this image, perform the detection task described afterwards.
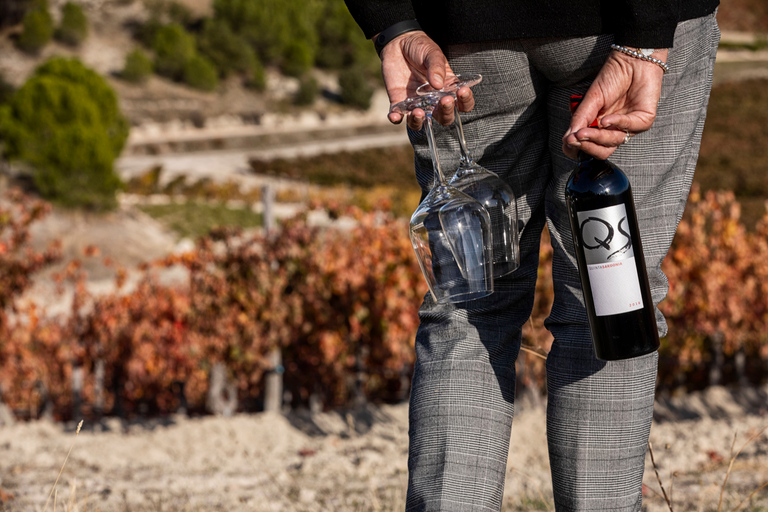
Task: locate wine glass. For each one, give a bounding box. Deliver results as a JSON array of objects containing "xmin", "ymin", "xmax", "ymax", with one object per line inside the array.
[
  {"xmin": 391, "ymin": 92, "xmax": 494, "ymax": 303},
  {"xmin": 417, "ymin": 74, "xmax": 520, "ymax": 277}
]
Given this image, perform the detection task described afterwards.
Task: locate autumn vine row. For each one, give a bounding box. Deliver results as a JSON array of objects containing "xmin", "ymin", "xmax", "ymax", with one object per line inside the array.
[{"xmin": 0, "ymin": 187, "xmax": 765, "ymax": 421}]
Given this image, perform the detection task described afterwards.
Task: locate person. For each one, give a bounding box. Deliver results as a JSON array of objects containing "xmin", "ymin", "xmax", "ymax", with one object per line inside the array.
[{"xmin": 343, "ymin": 1, "xmax": 720, "ymax": 510}]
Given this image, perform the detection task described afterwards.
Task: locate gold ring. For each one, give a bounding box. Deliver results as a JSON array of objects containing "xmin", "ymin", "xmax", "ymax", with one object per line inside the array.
[{"xmin": 623, "ymin": 131, "xmax": 632, "ymax": 144}]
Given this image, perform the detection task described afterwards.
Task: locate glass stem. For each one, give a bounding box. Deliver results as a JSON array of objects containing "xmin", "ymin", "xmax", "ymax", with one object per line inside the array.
[
  {"xmin": 424, "ymin": 115, "xmax": 448, "ymax": 186},
  {"xmin": 454, "ymin": 106, "xmax": 474, "ymax": 166}
]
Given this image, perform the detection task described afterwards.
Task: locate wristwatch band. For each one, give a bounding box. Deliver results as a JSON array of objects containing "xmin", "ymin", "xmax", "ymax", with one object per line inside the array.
[{"xmin": 374, "ymin": 19, "xmax": 423, "ymax": 57}]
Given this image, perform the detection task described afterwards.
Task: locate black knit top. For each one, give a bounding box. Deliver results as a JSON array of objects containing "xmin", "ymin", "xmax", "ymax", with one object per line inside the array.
[{"xmin": 344, "ymin": 0, "xmax": 719, "ymax": 49}]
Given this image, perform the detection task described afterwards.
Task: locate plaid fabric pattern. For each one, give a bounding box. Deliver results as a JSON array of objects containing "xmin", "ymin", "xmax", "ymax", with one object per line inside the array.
[{"xmin": 405, "ymin": 12, "xmax": 720, "ymax": 512}]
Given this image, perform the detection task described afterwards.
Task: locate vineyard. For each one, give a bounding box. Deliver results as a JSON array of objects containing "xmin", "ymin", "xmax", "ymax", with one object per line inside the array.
[{"xmin": 0, "ymin": 185, "xmax": 766, "ymax": 422}]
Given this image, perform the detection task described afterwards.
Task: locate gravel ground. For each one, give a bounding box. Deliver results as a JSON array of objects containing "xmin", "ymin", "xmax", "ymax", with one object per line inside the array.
[{"xmin": 1, "ymin": 386, "xmax": 767, "ymax": 512}]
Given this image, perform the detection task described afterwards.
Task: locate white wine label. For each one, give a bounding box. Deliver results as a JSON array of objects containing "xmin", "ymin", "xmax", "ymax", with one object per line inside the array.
[
  {"xmin": 577, "ymin": 204, "xmax": 644, "ymax": 316},
  {"xmin": 586, "ymin": 257, "xmax": 644, "ymax": 315}
]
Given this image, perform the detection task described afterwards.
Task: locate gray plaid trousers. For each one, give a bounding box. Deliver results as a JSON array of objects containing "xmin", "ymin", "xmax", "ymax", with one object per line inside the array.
[{"xmin": 405, "ymin": 12, "xmax": 720, "ymax": 512}]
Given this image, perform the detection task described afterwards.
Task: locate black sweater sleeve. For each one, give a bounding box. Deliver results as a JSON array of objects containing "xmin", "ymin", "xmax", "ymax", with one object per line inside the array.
[
  {"xmin": 609, "ymin": 0, "xmax": 679, "ymax": 48},
  {"xmin": 343, "ymin": 0, "xmax": 715, "ymax": 48},
  {"xmin": 343, "ymin": 0, "xmax": 417, "ymax": 39}
]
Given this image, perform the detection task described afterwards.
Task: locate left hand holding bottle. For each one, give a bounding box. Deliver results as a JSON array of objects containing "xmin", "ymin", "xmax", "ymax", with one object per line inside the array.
[{"xmin": 563, "ymin": 48, "xmax": 668, "ymax": 160}]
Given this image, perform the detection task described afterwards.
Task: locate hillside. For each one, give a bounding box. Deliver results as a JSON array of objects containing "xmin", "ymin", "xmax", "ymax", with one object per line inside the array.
[
  {"xmin": 0, "ymin": 0, "xmax": 384, "ymax": 138},
  {"xmin": 1, "ymin": 0, "xmax": 766, "ymax": 133}
]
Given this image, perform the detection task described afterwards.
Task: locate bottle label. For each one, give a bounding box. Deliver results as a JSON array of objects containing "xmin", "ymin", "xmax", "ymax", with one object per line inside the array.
[{"xmin": 577, "ymin": 204, "xmax": 644, "ymax": 316}]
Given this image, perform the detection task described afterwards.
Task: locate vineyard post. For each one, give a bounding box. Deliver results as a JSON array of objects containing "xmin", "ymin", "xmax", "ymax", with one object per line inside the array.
[
  {"xmin": 735, "ymin": 345, "xmax": 748, "ymax": 388},
  {"xmin": 709, "ymin": 332, "xmax": 724, "ymax": 387},
  {"xmin": 35, "ymin": 380, "xmax": 53, "ymax": 421},
  {"xmin": 0, "ymin": 384, "xmax": 14, "ymax": 426},
  {"xmin": 261, "ymin": 184, "xmax": 283, "ymax": 413},
  {"xmin": 262, "ymin": 184, "xmax": 274, "ymax": 233},
  {"xmin": 354, "ymin": 346, "xmax": 368, "ymax": 408},
  {"xmin": 71, "ymin": 365, "xmax": 83, "ymax": 420},
  {"xmin": 93, "ymin": 358, "xmax": 105, "ymax": 418}
]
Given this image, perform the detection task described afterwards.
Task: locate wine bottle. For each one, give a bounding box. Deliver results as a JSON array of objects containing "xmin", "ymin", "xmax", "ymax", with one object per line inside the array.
[{"xmin": 564, "ymin": 96, "xmax": 660, "ymax": 361}]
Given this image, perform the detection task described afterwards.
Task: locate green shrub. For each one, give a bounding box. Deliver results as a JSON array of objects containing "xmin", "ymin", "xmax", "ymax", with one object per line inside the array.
[
  {"xmin": 281, "ymin": 39, "xmax": 314, "ymax": 78},
  {"xmin": 245, "ymin": 56, "xmax": 266, "ymax": 91},
  {"xmin": 315, "ymin": 0, "xmax": 376, "ymax": 71},
  {"xmin": 166, "ymin": 1, "xmax": 193, "ymax": 25},
  {"xmin": 152, "ymin": 23, "xmax": 195, "ymax": 80},
  {"xmin": 34, "ymin": 57, "xmax": 129, "ymax": 155},
  {"xmin": 338, "ymin": 66, "xmax": 373, "ymax": 110},
  {"xmin": 16, "ymin": 2, "xmax": 53, "ymax": 54},
  {"xmin": 212, "ymin": 0, "xmax": 318, "ymax": 66},
  {"xmin": 294, "ymin": 75, "xmax": 318, "ymax": 106},
  {"xmin": 212, "ymin": 0, "xmax": 289, "ymax": 63},
  {"xmin": 0, "ymin": 57, "xmax": 129, "ymax": 209},
  {"xmin": 196, "ymin": 18, "xmax": 257, "ymax": 78},
  {"xmin": 121, "ymin": 48, "xmax": 153, "ymax": 83},
  {"xmin": 144, "ymin": 0, "xmax": 194, "ymax": 25},
  {"xmin": 135, "ymin": 16, "xmax": 162, "ymax": 47},
  {"xmin": 0, "ymin": 72, "xmax": 15, "ymax": 105},
  {"xmin": 55, "ymin": 2, "xmax": 88, "ymax": 47},
  {"xmin": 183, "ymin": 54, "xmax": 219, "ymax": 91}
]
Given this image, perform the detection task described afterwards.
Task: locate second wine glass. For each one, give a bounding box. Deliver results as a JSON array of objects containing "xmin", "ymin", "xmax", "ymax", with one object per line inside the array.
[
  {"xmin": 417, "ymin": 74, "xmax": 521, "ymax": 277},
  {"xmin": 391, "ymin": 92, "xmax": 494, "ymax": 303}
]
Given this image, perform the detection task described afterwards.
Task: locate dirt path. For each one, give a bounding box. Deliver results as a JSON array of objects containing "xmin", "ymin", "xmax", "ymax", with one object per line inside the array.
[{"xmin": 1, "ymin": 386, "xmax": 767, "ymax": 512}]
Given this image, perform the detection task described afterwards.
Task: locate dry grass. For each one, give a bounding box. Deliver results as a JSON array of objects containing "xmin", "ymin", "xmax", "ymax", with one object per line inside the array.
[
  {"xmin": 647, "ymin": 425, "xmax": 768, "ymax": 512},
  {"xmin": 41, "ymin": 420, "xmax": 83, "ymax": 512}
]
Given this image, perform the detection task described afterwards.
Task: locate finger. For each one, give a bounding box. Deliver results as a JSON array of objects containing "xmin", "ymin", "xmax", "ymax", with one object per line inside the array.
[
  {"xmin": 563, "ymin": 125, "xmax": 587, "ymax": 158},
  {"xmin": 456, "ymin": 85, "xmax": 475, "ymax": 113},
  {"xmin": 563, "ymin": 127, "xmax": 625, "ymax": 159},
  {"xmin": 423, "ymin": 46, "xmax": 449, "ymax": 90},
  {"xmin": 387, "ymin": 111, "xmax": 404, "ymax": 124},
  {"xmin": 566, "ymin": 127, "xmax": 631, "ymax": 160},
  {"xmin": 562, "ymin": 137, "xmax": 580, "ymax": 160},
  {"xmin": 571, "ymin": 126, "xmax": 630, "ymax": 148},
  {"xmin": 600, "ymin": 111, "xmax": 655, "ymax": 134},
  {"xmin": 574, "ymin": 140, "xmax": 619, "ymax": 161},
  {"xmin": 434, "ymin": 94, "xmax": 456, "ymax": 125},
  {"xmin": 407, "ymin": 108, "xmax": 426, "ymax": 131}
]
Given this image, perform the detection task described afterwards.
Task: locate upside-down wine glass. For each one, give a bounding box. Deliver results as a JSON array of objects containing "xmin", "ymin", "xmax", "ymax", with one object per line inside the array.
[
  {"xmin": 391, "ymin": 92, "xmax": 494, "ymax": 303},
  {"xmin": 417, "ymin": 74, "xmax": 520, "ymax": 277}
]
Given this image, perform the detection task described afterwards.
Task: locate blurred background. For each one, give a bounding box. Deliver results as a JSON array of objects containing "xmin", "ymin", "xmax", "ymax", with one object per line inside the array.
[{"xmin": 0, "ymin": 0, "xmax": 767, "ymax": 510}]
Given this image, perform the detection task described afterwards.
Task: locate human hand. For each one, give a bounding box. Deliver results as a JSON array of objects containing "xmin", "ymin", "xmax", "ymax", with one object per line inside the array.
[
  {"xmin": 563, "ymin": 48, "xmax": 669, "ymax": 160},
  {"xmin": 379, "ymin": 31, "xmax": 475, "ymax": 130}
]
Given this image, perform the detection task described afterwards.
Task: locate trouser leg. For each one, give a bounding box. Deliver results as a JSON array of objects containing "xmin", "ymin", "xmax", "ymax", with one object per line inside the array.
[
  {"xmin": 404, "ymin": 11, "xmax": 719, "ymax": 511},
  {"xmin": 540, "ymin": 13, "xmax": 720, "ymax": 511},
  {"xmin": 405, "ymin": 42, "xmax": 551, "ymax": 511}
]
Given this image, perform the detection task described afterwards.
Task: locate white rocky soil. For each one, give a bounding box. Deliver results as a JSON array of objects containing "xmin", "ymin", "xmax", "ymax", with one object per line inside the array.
[{"xmin": 1, "ymin": 386, "xmax": 767, "ymax": 512}]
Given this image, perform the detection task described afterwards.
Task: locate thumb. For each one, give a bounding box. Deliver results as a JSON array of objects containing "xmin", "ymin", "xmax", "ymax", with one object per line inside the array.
[{"xmin": 421, "ymin": 45, "xmax": 449, "ymax": 90}]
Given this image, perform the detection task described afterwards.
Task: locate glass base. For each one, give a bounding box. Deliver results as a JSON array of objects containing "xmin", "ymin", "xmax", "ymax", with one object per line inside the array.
[{"xmin": 436, "ymin": 288, "xmax": 493, "ymax": 304}]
